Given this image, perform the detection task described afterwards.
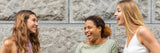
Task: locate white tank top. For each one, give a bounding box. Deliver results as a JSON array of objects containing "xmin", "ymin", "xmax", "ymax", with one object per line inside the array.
[{"xmin": 123, "ymin": 26, "xmax": 151, "ymax": 53}]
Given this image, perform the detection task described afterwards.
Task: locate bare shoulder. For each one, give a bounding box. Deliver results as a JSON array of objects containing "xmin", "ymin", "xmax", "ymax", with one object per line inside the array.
[
  {"xmin": 138, "ymin": 26, "xmax": 160, "ymax": 53},
  {"xmin": 2, "ymin": 38, "xmax": 15, "ymax": 48},
  {"xmin": 0, "ymin": 37, "xmax": 16, "ymax": 53},
  {"xmin": 139, "ymin": 26, "xmax": 150, "ymax": 32},
  {"xmin": 138, "ymin": 26, "xmax": 155, "ymax": 43},
  {"xmin": 138, "ymin": 26, "xmax": 153, "ymax": 37}
]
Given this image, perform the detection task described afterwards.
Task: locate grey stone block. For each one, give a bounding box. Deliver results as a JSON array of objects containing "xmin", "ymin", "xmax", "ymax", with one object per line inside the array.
[
  {"xmin": 136, "ymin": 0, "xmax": 151, "ymax": 23},
  {"xmin": 0, "ymin": 0, "xmax": 67, "ymax": 21},
  {"xmin": 0, "ymin": 24, "xmax": 86, "ymax": 53},
  {"xmin": 39, "ymin": 25, "xmax": 87, "ymax": 53},
  {"xmin": 71, "ymin": 0, "xmax": 119, "ymax": 23},
  {"xmin": 0, "ymin": 24, "xmax": 13, "ymax": 48},
  {"xmin": 153, "ymin": 0, "xmax": 160, "ymax": 23},
  {"xmin": 110, "ymin": 24, "xmax": 126, "ymax": 53},
  {"xmin": 71, "ymin": 0, "xmax": 150, "ymax": 23},
  {"xmin": 0, "ymin": 23, "xmax": 160, "ymax": 53}
]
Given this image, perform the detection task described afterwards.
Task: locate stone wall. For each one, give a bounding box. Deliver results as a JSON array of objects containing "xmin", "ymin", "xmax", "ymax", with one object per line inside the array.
[{"xmin": 0, "ymin": 0, "xmax": 160, "ymax": 53}]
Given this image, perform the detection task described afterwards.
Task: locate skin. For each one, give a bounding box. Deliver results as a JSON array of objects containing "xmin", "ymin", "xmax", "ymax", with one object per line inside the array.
[
  {"xmin": 27, "ymin": 14, "xmax": 39, "ymax": 33},
  {"xmin": 0, "ymin": 38, "xmax": 17, "ymax": 53},
  {"xmin": 84, "ymin": 20, "xmax": 107, "ymax": 45},
  {"xmin": 0, "ymin": 14, "xmax": 38, "ymax": 53},
  {"xmin": 114, "ymin": 5, "xmax": 125, "ymax": 26},
  {"xmin": 114, "ymin": 5, "xmax": 160, "ymax": 53},
  {"xmin": 138, "ymin": 26, "xmax": 160, "ymax": 53}
]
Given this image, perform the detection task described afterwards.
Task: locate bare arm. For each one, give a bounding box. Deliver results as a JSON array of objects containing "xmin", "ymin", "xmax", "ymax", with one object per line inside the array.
[
  {"xmin": 0, "ymin": 39, "xmax": 13, "ymax": 53},
  {"xmin": 139, "ymin": 26, "xmax": 160, "ymax": 53}
]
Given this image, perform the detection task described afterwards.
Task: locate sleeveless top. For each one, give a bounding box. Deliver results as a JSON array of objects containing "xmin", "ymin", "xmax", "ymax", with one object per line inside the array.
[
  {"xmin": 28, "ymin": 41, "xmax": 33, "ymax": 53},
  {"xmin": 123, "ymin": 26, "xmax": 151, "ymax": 53},
  {"xmin": 15, "ymin": 41, "xmax": 33, "ymax": 53}
]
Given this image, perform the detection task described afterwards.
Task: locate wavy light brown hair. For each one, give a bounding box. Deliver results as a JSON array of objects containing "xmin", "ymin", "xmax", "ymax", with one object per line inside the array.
[
  {"xmin": 85, "ymin": 15, "xmax": 111, "ymax": 38},
  {"xmin": 11, "ymin": 10, "xmax": 40, "ymax": 53},
  {"xmin": 117, "ymin": 0, "xmax": 145, "ymax": 36}
]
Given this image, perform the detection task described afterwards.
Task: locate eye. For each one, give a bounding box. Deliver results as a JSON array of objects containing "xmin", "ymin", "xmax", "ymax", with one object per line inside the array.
[
  {"xmin": 117, "ymin": 8, "xmax": 121, "ymax": 12},
  {"xmin": 88, "ymin": 26, "xmax": 92, "ymax": 29},
  {"xmin": 84, "ymin": 27, "xmax": 86, "ymax": 30},
  {"xmin": 33, "ymin": 19, "xmax": 36, "ymax": 21},
  {"xmin": 117, "ymin": 10, "xmax": 121, "ymax": 12},
  {"xmin": 32, "ymin": 18, "xmax": 38, "ymax": 22}
]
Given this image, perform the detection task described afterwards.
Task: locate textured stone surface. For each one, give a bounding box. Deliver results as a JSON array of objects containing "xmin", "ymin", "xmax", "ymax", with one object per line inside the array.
[
  {"xmin": 0, "ymin": 28, "xmax": 12, "ymax": 47},
  {"xmin": 0, "ymin": 0, "xmax": 150, "ymax": 23},
  {"xmin": 110, "ymin": 24, "xmax": 126, "ymax": 53},
  {"xmin": 135, "ymin": 0, "xmax": 149, "ymax": 20},
  {"xmin": 0, "ymin": 24, "xmax": 13, "ymax": 49},
  {"xmin": 0, "ymin": 24, "xmax": 160, "ymax": 53},
  {"xmin": 154, "ymin": 0, "xmax": 160, "ymax": 22},
  {"xmin": 71, "ymin": 0, "xmax": 149, "ymax": 23},
  {"xmin": 72, "ymin": 0, "xmax": 119, "ymax": 22},
  {"xmin": 0, "ymin": 24, "xmax": 87, "ymax": 53},
  {"xmin": 0, "ymin": 0, "xmax": 66, "ymax": 21},
  {"xmin": 0, "ymin": 0, "xmax": 159, "ymax": 53},
  {"xmin": 39, "ymin": 27, "xmax": 87, "ymax": 53}
]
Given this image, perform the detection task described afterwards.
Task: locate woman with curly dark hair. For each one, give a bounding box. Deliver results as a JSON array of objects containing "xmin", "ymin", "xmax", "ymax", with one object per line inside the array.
[{"xmin": 75, "ymin": 15, "xmax": 118, "ymax": 53}]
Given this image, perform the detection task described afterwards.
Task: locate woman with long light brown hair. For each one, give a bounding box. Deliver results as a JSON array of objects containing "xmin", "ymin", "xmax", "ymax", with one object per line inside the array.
[
  {"xmin": 0, "ymin": 10, "xmax": 40, "ymax": 53},
  {"xmin": 114, "ymin": 0, "xmax": 160, "ymax": 53}
]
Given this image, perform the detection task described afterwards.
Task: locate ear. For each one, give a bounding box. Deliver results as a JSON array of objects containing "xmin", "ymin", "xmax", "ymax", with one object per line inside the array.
[{"xmin": 97, "ymin": 26, "xmax": 102, "ymax": 32}]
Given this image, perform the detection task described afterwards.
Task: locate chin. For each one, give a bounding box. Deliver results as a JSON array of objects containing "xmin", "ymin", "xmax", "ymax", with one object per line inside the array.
[
  {"xmin": 118, "ymin": 24, "xmax": 123, "ymax": 26},
  {"xmin": 33, "ymin": 31, "xmax": 37, "ymax": 33},
  {"xmin": 118, "ymin": 23, "xmax": 124, "ymax": 26},
  {"xmin": 30, "ymin": 31, "xmax": 36, "ymax": 34},
  {"xmin": 88, "ymin": 39, "xmax": 92, "ymax": 42},
  {"xmin": 89, "ymin": 38, "xmax": 95, "ymax": 43}
]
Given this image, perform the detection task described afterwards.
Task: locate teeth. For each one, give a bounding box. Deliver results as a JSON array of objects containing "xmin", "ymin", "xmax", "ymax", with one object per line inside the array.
[
  {"xmin": 87, "ymin": 34, "xmax": 90, "ymax": 37},
  {"xmin": 86, "ymin": 32, "xmax": 92, "ymax": 37},
  {"xmin": 116, "ymin": 17, "xmax": 120, "ymax": 20},
  {"xmin": 87, "ymin": 34, "xmax": 91, "ymax": 37},
  {"xmin": 117, "ymin": 18, "xmax": 120, "ymax": 20}
]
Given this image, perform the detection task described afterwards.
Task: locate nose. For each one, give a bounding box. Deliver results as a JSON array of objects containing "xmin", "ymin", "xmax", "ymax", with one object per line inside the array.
[
  {"xmin": 114, "ymin": 12, "xmax": 117, "ymax": 16},
  {"xmin": 84, "ymin": 28, "xmax": 88, "ymax": 35},
  {"xmin": 35, "ymin": 22, "xmax": 39, "ymax": 26}
]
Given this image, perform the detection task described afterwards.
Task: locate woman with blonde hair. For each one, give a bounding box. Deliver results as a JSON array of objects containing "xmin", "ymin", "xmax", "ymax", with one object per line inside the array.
[
  {"xmin": 114, "ymin": 0, "xmax": 160, "ymax": 53},
  {"xmin": 0, "ymin": 10, "xmax": 40, "ymax": 53},
  {"xmin": 75, "ymin": 15, "xmax": 118, "ymax": 53}
]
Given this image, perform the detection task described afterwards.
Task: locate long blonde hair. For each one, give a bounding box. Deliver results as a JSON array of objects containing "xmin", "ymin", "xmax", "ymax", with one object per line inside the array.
[
  {"xmin": 11, "ymin": 10, "xmax": 40, "ymax": 53},
  {"xmin": 117, "ymin": 0, "xmax": 145, "ymax": 36}
]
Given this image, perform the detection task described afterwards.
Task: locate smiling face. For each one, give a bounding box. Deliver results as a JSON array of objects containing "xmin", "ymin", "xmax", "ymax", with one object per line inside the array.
[
  {"xmin": 27, "ymin": 14, "xmax": 38, "ymax": 33},
  {"xmin": 84, "ymin": 20, "xmax": 101, "ymax": 42},
  {"xmin": 114, "ymin": 5, "xmax": 125, "ymax": 26}
]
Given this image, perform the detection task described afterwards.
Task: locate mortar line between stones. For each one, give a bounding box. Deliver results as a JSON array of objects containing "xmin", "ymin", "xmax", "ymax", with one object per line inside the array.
[
  {"xmin": 150, "ymin": 0, "xmax": 153, "ymax": 23},
  {"xmin": 67, "ymin": 0, "xmax": 70, "ymax": 24}
]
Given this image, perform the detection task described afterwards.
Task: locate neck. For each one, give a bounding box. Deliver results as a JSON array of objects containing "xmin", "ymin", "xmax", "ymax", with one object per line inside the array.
[
  {"xmin": 126, "ymin": 25, "xmax": 140, "ymax": 38},
  {"xmin": 89, "ymin": 37, "xmax": 104, "ymax": 45}
]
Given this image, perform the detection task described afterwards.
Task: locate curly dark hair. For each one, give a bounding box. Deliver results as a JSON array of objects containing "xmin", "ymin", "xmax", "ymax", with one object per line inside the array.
[{"xmin": 85, "ymin": 15, "xmax": 111, "ymax": 38}]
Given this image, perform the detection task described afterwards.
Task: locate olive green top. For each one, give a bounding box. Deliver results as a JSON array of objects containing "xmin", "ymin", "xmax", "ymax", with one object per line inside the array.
[{"xmin": 75, "ymin": 39, "xmax": 118, "ymax": 53}]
